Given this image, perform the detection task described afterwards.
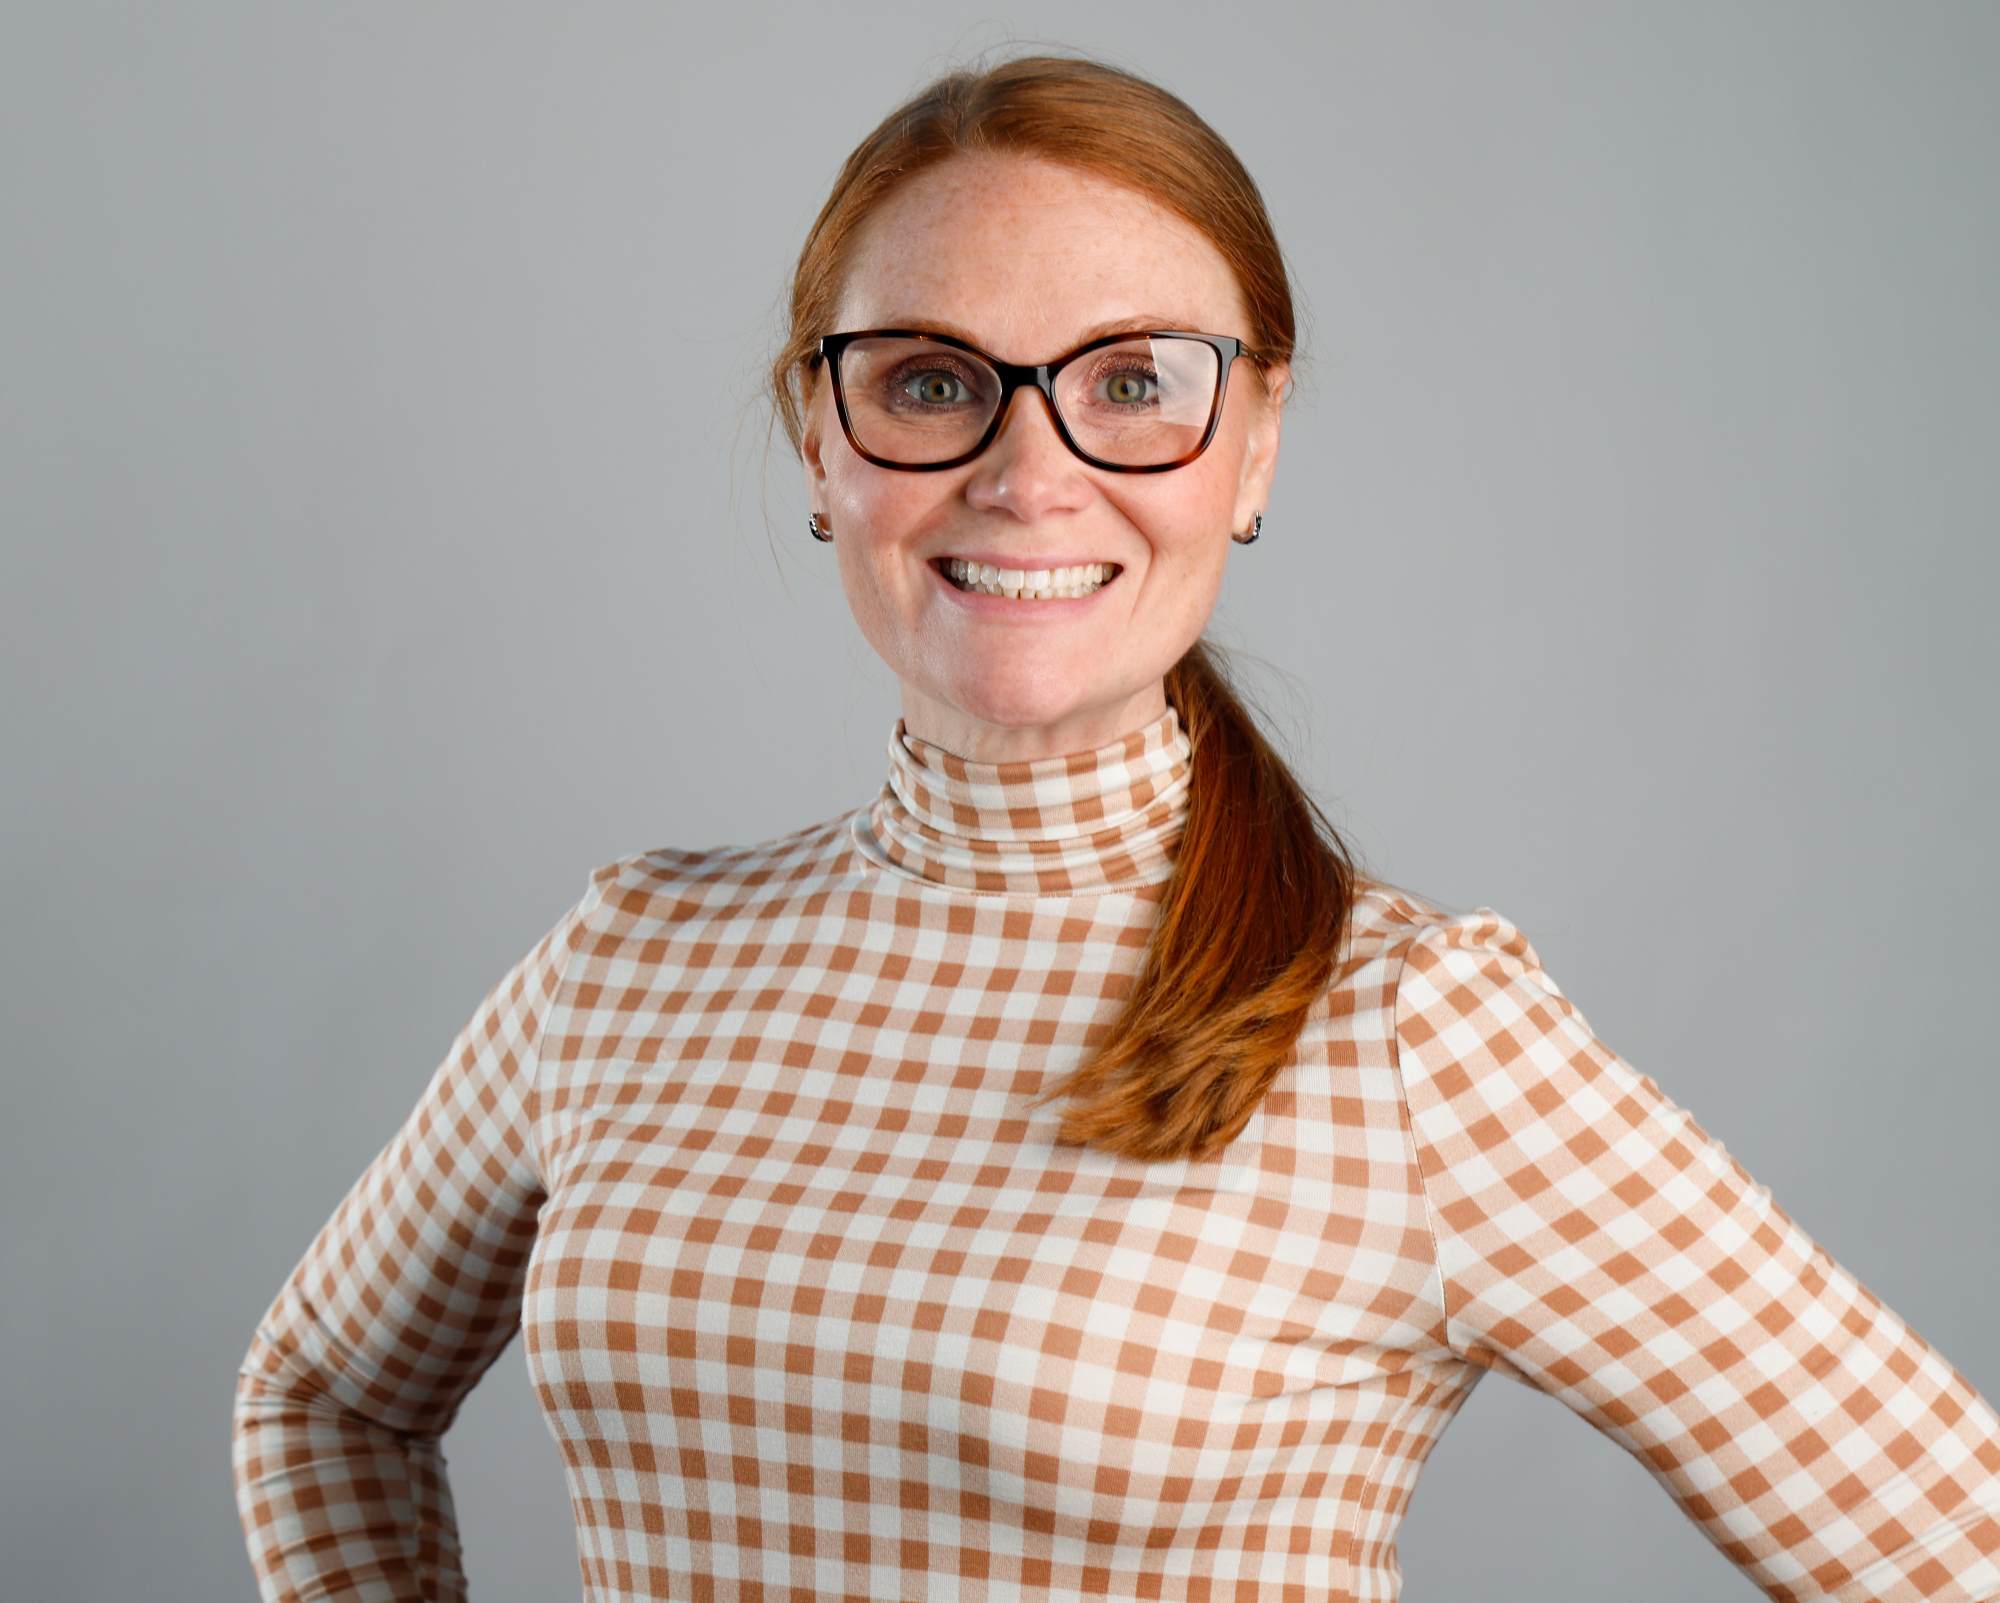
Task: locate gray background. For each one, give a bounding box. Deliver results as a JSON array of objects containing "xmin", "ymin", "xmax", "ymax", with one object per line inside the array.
[{"xmin": 4, "ymin": 3, "xmax": 1995, "ymax": 1598}]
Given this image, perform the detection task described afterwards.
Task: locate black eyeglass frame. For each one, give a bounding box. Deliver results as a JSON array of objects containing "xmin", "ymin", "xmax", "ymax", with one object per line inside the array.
[{"xmin": 809, "ymin": 328, "xmax": 1266, "ymax": 474}]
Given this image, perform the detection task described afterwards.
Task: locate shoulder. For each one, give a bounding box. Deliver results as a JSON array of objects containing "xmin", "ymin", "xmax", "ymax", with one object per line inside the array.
[
  {"xmin": 1335, "ymin": 878, "xmax": 1569, "ymax": 1043},
  {"xmin": 1344, "ymin": 877, "xmax": 1541, "ymax": 972},
  {"xmin": 1350, "ymin": 884, "xmax": 1608, "ymax": 1111},
  {"xmin": 571, "ymin": 807, "xmax": 872, "ymax": 938}
]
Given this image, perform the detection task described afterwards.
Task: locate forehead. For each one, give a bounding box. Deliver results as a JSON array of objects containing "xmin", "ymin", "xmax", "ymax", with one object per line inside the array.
[{"xmin": 833, "ymin": 154, "xmax": 1247, "ymax": 357}]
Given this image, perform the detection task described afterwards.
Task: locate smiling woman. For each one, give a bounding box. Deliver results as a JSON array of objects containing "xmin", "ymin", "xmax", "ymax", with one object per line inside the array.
[{"xmin": 231, "ymin": 45, "xmax": 2000, "ymax": 1603}]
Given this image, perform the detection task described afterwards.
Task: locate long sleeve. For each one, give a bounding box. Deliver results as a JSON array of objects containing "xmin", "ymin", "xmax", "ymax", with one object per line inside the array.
[
  {"xmin": 231, "ymin": 869, "xmax": 607, "ymax": 1603},
  {"xmin": 1391, "ymin": 905, "xmax": 2000, "ymax": 1602}
]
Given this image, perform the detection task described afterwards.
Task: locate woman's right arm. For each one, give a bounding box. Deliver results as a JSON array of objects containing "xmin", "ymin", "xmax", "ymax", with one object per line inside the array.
[{"xmin": 230, "ymin": 868, "xmax": 609, "ymax": 1603}]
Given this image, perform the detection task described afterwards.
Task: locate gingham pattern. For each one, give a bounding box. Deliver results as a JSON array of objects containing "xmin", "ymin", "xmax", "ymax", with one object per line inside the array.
[
  {"xmin": 1391, "ymin": 905, "xmax": 2000, "ymax": 1599},
  {"xmin": 868, "ymin": 705, "xmax": 1193, "ymax": 897},
  {"xmin": 233, "ymin": 706, "xmax": 2000, "ymax": 1601}
]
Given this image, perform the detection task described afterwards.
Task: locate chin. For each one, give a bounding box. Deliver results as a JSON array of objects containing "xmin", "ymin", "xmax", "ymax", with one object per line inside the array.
[
  {"xmin": 946, "ymin": 687, "xmax": 1089, "ymax": 731},
  {"xmin": 936, "ymin": 672, "xmax": 1136, "ymax": 735}
]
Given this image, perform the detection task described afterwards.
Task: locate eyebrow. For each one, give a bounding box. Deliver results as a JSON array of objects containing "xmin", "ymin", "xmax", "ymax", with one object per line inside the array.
[{"xmin": 871, "ymin": 312, "xmax": 1201, "ymax": 353}]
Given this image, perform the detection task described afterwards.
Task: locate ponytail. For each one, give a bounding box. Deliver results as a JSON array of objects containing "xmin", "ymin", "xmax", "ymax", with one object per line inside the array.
[{"xmin": 1026, "ymin": 638, "xmax": 1362, "ymax": 1161}]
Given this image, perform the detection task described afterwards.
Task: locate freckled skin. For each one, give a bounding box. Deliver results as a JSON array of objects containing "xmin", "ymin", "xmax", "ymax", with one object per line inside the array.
[{"xmin": 800, "ymin": 152, "xmax": 1290, "ymax": 764}]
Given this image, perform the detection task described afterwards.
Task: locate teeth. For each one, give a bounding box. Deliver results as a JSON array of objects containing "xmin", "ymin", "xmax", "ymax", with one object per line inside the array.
[{"xmin": 942, "ymin": 559, "xmax": 1118, "ymax": 599}]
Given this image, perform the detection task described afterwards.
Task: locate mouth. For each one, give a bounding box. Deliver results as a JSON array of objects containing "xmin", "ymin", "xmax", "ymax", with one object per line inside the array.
[{"xmin": 931, "ymin": 557, "xmax": 1123, "ymax": 600}]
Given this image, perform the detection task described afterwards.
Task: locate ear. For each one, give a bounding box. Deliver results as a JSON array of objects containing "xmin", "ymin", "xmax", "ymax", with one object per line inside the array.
[
  {"xmin": 1233, "ymin": 359, "xmax": 1290, "ymax": 532},
  {"xmin": 800, "ymin": 369, "xmax": 832, "ymax": 506}
]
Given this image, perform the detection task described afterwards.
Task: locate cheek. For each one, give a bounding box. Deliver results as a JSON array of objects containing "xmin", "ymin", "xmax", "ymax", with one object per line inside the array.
[
  {"xmin": 1125, "ymin": 473, "xmax": 1235, "ymax": 568},
  {"xmin": 1164, "ymin": 542, "xmax": 1229, "ymax": 627},
  {"xmin": 833, "ymin": 539, "xmax": 893, "ymax": 630},
  {"xmin": 827, "ymin": 458, "xmax": 928, "ymax": 545},
  {"xmin": 833, "ymin": 530, "xmax": 931, "ymax": 667}
]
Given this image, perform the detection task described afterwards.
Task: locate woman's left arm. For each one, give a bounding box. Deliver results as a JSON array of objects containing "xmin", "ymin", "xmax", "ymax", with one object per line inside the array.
[{"xmin": 1392, "ymin": 905, "xmax": 2000, "ymax": 1603}]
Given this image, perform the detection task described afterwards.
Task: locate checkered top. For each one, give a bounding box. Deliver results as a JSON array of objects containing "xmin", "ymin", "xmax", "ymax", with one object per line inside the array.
[{"xmin": 233, "ymin": 705, "xmax": 2000, "ymax": 1601}]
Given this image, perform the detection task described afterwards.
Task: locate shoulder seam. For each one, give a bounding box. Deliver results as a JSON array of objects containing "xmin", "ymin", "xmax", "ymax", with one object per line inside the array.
[
  {"xmin": 1386, "ymin": 914, "xmax": 1468, "ymax": 1362},
  {"xmin": 524, "ymin": 860, "xmax": 622, "ymax": 1189},
  {"xmin": 633, "ymin": 812, "xmax": 859, "ymax": 876}
]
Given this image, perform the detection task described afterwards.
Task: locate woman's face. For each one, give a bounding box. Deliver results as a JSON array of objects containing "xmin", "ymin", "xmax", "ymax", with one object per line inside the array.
[{"xmin": 800, "ymin": 152, "xmax": 1289, "ymax": 763}]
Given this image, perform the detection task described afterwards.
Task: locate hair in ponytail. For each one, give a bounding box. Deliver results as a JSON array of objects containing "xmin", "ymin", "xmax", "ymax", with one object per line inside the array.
[
  {"xmin": 765, "ymin": 48, "xmax": 1364, "ymax": 1162},
  {"xmin": 1027, "ymin": 640, "xmax": 1360, "ymax": 1161}
]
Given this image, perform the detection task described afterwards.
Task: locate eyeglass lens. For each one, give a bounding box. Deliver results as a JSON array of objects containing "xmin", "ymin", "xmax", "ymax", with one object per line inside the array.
[{"xmin": 837, "ymin": 336, "xmax": 1221, "ymax": 467}]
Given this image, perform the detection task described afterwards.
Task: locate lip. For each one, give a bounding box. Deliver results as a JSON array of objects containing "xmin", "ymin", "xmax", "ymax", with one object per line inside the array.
[{"xmin": 930, "ymin": 556, "xmax": 1121, "ymax": 613}]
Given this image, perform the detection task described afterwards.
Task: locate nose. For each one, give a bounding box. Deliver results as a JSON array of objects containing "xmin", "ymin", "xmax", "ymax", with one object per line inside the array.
[
  {"xmin": 962, "ymin": 385, "xmax": 1090, "ymax": 522},
  {"xmin": 985, "ymin": 381, "xmax": 1074, "ymax": 463}
]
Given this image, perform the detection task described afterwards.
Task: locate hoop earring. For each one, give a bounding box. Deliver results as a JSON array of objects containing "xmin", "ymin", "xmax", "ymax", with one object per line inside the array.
[
  {"xmin": 808, "ymin": 512, "xmax": 833, "ymax": 542},
  {"xmin": 1232, "ymin": 512, "xmax": 1263, "ymax": 544}
]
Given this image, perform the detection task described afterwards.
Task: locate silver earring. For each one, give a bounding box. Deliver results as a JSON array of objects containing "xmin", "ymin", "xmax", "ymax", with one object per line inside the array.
[
  {"xmin": 1232, "ymin": 512, "xmax": 1263, "ymax": 544},
  {"xmin": 808, "ymin": 511, "xmax": 833, "ymax": 542}
]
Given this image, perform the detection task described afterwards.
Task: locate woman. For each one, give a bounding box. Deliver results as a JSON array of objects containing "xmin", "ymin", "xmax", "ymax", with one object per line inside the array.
[{"xmin": 232, "ymin": 51, "xmax": 2000, "ymax": 1602}]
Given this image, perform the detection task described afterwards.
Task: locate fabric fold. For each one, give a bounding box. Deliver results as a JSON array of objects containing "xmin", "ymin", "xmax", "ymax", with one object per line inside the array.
[{"xmin": 865, "ymin": 700, "xmax": 1193, "ymax": 897}]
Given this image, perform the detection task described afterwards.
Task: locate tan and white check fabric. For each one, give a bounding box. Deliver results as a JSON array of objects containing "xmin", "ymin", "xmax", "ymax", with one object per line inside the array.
[{"xmin": 233, "ymin": 703, "xmax": 2000, "ymax": 1601}]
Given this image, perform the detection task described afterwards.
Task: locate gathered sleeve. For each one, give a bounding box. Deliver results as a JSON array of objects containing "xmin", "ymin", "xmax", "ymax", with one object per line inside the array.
[
  {"xmin": 230, "ymin": 868, "xmax": 609, "ymax": 1603},
  {"xmin": 1391, "ymin": 905, "xmax": 2000, "ymax": 1602}
]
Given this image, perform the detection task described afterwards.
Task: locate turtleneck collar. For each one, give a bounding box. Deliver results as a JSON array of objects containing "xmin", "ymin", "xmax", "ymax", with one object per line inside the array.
[{"xmin": 864, "ymin": 701, "xmax": 1194, "ymax": 898}]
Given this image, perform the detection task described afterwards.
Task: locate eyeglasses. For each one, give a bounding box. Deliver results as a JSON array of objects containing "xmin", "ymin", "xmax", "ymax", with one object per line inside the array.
[{"xmin": 810, "ymin": 328, "xmax": 1265, "ymax": 473}]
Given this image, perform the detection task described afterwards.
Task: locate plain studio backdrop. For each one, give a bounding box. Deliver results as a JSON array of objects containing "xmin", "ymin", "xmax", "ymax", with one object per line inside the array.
[{"xmin": 4, "ymin": 3, "xmax": 1995, "ymax": 1599}]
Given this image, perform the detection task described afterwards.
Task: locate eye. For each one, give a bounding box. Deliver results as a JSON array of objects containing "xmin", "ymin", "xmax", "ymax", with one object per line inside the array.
[
  {"xmin": 907, "ymin": 371, "xmax": 966, "ymax": 404},
  {"xmin": 1092, "ymin": 359, "xmax": 1159, "ymax": 408},
  {"xmin": 888, "ymin": 361, "xmax": 982, "ymax": 410}
]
